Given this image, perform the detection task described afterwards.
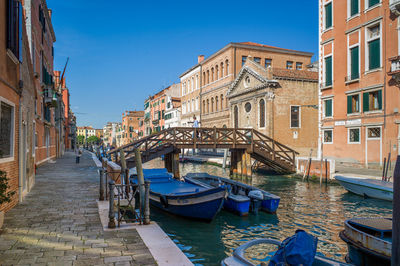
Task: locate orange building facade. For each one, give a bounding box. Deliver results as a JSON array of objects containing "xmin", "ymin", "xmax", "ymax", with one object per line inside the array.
[
  {"xmin": 319, "ymin": 0, "xmax": 400, "ymax": 167},
  {"xmin": 121, "ymin": 110, "xmax": 144, "ymax": 145}
]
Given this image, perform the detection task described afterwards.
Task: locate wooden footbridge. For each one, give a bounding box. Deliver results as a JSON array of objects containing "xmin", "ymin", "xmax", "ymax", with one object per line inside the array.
[{"xmin": 108, "ymin": 127, "xmax": 298, "ymax": 177}]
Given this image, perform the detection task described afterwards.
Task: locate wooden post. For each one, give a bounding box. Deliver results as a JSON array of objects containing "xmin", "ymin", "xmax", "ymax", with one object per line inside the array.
[
  {"xmin": 325, "ymin": 159, "xmax": 328, "ymax": 185},
  {"xmin": 392, "ymin": 155, "xmax": 400, "ymax": 266},
  {"xmin": 222, "ymin": 149, "xmax": 228, "ymax": 169},
  {"xmin": 108, "ymin": 180, "xmax": 116, "ymax": 229},
  {"xmin": 144, "ymin": 180, "xmax": 150, "ymax": 225},
  {"xmin": 245, "ymin": 152, "xmax": 252, "ymax": 177},
  {"xmin": 382, "ymin": 157, "xmax": 387, "ymax": 181},
  {"xmin": 134, "ymin": 149, "xmax": 145, "ymax": 212},
  {"xmin": 230, "ymin": 150, "xmax": 237, "ymax": 177},
  {"xmin": 99, "ymin": 169, "xmax": 104, "ymax": 201},
  {"xmin": 172, "ymin": 151, "xmax": 180, "ymax": 178},
  {"xmin": 306, "ymin": 157, "xmax": 312, "ymax": 182},
  {"xmin": 303, "ymin": 149, "xmax": 313, "ymax": 181},
  {"xmin": 125, "ymin": 168, "xmax": 130, "ymax": 195},
  {"xmin": 385, "ymin": 152, "xmax": 391, "ymax": 181}
]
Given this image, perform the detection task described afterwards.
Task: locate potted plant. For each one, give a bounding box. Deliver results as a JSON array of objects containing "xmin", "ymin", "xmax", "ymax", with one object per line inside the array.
[{"xmin": 0, "ymin": 170, "xmax": 15, "ymax": 228}]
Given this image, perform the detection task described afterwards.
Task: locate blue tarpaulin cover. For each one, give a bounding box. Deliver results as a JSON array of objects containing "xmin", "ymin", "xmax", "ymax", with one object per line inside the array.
[{"xmin": 269, "ymin": 230, "xmax": 318, "ymax": 266}]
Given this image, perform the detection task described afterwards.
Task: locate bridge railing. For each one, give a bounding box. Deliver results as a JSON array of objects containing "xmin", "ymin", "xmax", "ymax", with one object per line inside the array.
[{"xmin": 108, "ymin": 127, "xmax": 297, "ymax": 168}]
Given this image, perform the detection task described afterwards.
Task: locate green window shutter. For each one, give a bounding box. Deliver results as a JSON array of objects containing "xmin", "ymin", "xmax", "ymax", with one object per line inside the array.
[
  {"xmin": 325, "ymin": 3, "xmax": 332, "ymax": 29},
  {"xmin": 325, "ymin": 56, "xmax": 332, "ymax": 86},
  {"xmin": 347, "ymin": 95, "xmax": 352, "ymax": 114},
  {"xmin": 325, "ymin": 99, "xmax": 332, "ymax": 117},
  {"xmin": 350, "ymin": 46, "xmax": 359, "ymax": 80},
  {"xmin": 369, "ymin": 39, "xmax": 380, "ymax": 70},
  {"xmin": 363, "ymin": 92, "xmax": 369, "ymax": 112},
  {"xmin": 377, "ymin": 90, "xmax": 382, "ymax": 110},
  {"xmin": 368, "ymin": 0, "xmax": 379, "ymax": 8},
  {"xmin": 350, "ymin": 0, "xmax": 359, "ymax": 16}
]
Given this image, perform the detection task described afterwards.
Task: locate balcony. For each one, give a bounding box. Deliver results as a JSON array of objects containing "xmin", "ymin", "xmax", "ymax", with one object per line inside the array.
[
  {"xmin": 390, "ymin": 0, "xmax": 400, "ymax": 16},
  {"xmin": 389, "ymin": 56, "xmax": 400, "ymax": 85}
]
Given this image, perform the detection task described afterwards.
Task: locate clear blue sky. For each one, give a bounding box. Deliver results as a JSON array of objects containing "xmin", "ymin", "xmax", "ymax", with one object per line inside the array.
[{"xmin": 48, "ymin": 0, "xmax": 318, "ymax": 129}]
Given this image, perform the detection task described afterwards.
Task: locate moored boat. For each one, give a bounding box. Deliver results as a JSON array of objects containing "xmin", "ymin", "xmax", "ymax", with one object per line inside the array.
[
  {"xmin": 184, "ymin": 172, "xmax": 280, "ymax": 215},
  {"xmin": 130, "ymin": 168, "xmax": 227, "ymax": 222},
  {"xmin": 339, "ymin": 217, "xmax": 392, "ymax": 265},
  {"xmin": 335, "ymin": 175, "xmax": 393, "ymax": 201},
  {"xmin": 221, "ymin": 238, "xmax": 349, "ymax": 266}
]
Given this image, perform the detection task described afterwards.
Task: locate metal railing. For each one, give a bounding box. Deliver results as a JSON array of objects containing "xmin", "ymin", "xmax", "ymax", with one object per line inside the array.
[{"xmin": 99, "ymin": 166, "xmax": 150, "ymax": 228}]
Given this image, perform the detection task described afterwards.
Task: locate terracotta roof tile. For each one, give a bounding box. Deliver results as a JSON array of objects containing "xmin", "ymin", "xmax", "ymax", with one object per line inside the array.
[{"xmin": 271, "ymin": 68, "xmax": 318, "ymax": 81}]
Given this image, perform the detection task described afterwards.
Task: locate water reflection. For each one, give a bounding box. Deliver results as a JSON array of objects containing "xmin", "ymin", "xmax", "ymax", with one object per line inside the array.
[{"xmin": 144, "ymin": 158, "xmax": 392, "ymax": 265}]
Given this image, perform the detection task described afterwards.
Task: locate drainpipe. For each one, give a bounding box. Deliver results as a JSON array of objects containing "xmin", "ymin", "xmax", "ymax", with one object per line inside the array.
[
  {"xmin": 18, "ymin": 98, "xmax": 23, "ymax": 203},
  {"xmin": 383, "ymin": 5, "xmax": 387, "ymax": 167}
]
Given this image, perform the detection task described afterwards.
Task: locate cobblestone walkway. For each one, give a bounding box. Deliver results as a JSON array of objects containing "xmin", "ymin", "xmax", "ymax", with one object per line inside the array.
[{"xmin": 0, "ymin": 151, "xmax": 157, "ymax": 266}]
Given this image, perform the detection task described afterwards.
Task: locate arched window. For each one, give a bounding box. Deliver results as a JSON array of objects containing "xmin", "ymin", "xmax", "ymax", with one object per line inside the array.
[
  {"xmin": 259, "ymin": 99, "xmax": 265, "ymax": 128},
  {"xmin": 225, "ymin": 60, "xmax": 229, "ymax": 75},
  {"xmin": 207, "ymin": 70, "xmax": 210, "ymax": 84},
  {"xmin": 203, "ymin": 100, "xmax": 206, "ymax": 114},
  {"xmin": 203, "ymin": 72, "xmax": 206, "ymax": 86},
  {"xmin": 207, "ymin": 99, "xmax": 209, "ymax": 113},
  {"xmin": 234, "ymin": 105, "xmax": 238, "ymax": 128},
  {"xmin": 211, "ymin": 68, "xmax": 214, "ymax": 82},
  {"xmin": 211, "ymin": 97, "xmax": 214, "ymax": 113},
  {"xmin": 221, "ymin": 62, "xmax": 224, "ymax": 77},
  {"xmin": 191, "ymin": 77, "xmax": 194, "ymax": 92},
  {"xmin": 216, "ymin": 65, "xmax": 219, "ymax": 80},
  {"xmin": 220, "ymin": 94, "xmax": 224, "ymax": 110},
  {"xmin": 215, "ymin": 96, "xmax": 219, "ymax": 111},
  {"xmin": 195, "ymin": 75, "xmax": 198, "ymax": 89}
]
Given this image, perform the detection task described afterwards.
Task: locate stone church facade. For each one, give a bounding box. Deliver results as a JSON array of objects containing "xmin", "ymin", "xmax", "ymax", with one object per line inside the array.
[{"xmin": 227, "ymin": 57, "xmax": 319, "ymax": 157}]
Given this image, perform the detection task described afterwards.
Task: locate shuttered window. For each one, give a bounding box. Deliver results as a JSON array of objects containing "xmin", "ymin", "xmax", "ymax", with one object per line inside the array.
[
  {"xmin": 325, "ymin": 2, "xmax": 332, "ymax": 29},
  {"xmin": 324, "ymin": 99, "xmax": 332, "ymax": 117},
  {"xmin": 350, "ymin": 0, "xmax": 359, "ymax": 16},
  {"xmin": 347, "ymin": 94, "xmax": 359, "ymax": 114},
  {"xmin": 6, "ymin": 0, "xmax": 22, "ymax": 61},
  {"xmin": 350, "ymin": 46, "xmax": 359, "ymax": 80},
  {"xmin": 363, "ymin": 90, "xmax": 382, "ymax": 112},
  {"xmin": 368, "ymin": 39, "xmax": 380, "ymax": 70},
  {"xmin": 325, "ymin": 56, "xmax": 332, "ymax": 86},
  {"xmin": 368, "ymin": 0, "xmax": 380, "ymax": 8}
]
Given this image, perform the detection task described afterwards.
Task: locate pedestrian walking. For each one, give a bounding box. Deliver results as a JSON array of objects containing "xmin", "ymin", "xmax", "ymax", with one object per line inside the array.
[
  {"xmin": 189, "ymin": 115, "xmax": 200, "ymax": 155},
  {"xmin": 75, "ymin": 146, "xmax": 82, "ymax": 164}
]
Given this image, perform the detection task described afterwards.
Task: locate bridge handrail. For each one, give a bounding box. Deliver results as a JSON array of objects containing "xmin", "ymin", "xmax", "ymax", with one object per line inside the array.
[{"xmin": 107, "ymin": 127, "xmax": 298, "ymax": 169}]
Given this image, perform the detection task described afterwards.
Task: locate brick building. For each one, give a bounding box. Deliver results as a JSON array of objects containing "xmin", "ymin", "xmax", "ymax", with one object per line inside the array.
[
  {"xmin": 24, "ymin": 0, "xmax": 58, "ymax": 166},
  {"xmin": 0, "ymin": 0, "xmax": 23, "ymax": 212},
  {"xmin": 121, "ymin": 110, "xmax": 144, "ymax": 145},
  {"xmin": 319, "ymin": 0, "xmax": 400, "ymax": 167},
  {"xmin": 142, "ymin": 84, "xmax": 180, "ymax": 136},
  {"xmin": 227, "ymin": 57, "xmax": 319, "ymax": 157},
  {"xmin": 198, "ymin": 42, "xmax": 314, "ymax": 128}
]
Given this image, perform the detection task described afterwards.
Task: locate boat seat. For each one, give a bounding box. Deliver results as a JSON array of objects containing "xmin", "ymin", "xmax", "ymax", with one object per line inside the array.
[{"xmin": 350, "ymin": 218, "xmax": 392, "ymax": 239}]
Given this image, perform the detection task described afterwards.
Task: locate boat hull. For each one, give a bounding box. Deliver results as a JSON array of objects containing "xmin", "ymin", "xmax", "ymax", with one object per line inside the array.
[
  {"xmin": 339, "ymin": 218, "xmax": 391, "ymax": 266},
  {"xmin": 224, "ymin": 196, "xmax": 250, "ymax": 216},
  {"xmin": 335, "ymin": 176, "xmax": 393, "ymax": 201},
  {"xmin": 184, "ymin": 173, "xmax": 280, "ymax": 215},
  {"xmin": 149, "ymin": 188, "xmax": 226, "ymax": 222}
]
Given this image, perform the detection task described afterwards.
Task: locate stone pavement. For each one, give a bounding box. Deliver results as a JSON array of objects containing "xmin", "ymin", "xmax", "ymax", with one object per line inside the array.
[{"xmin": 0, "ymin": 151, "xmax": 157, "ymax": 266}]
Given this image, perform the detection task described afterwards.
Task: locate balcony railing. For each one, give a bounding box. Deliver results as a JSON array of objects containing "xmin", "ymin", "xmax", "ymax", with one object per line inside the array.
[
  {"xmin": 389, "ymin": 56, "xmax": 400, "ymax": 75},
  {"xmin": 390, "ymin": 0, "xmax": 400, "ymax": 15}
]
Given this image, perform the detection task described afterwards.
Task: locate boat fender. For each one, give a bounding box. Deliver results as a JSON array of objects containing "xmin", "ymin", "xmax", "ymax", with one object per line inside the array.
[
  {"xmin": 232, "ymin": 185, "xmax": 239, "ymax": 195},
  {"xmin": 160, "ymin": 195, "xmax": 169, "ymax": 208},
  {"xmin": 248, "ymin": 190, "xmax": 264, "ymax": 201}
]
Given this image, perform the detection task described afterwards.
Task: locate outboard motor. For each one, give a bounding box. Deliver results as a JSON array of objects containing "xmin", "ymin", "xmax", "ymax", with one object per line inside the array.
[{"xmin": 248, "ymin": 190, "xmax": 263, "ymax": 214}]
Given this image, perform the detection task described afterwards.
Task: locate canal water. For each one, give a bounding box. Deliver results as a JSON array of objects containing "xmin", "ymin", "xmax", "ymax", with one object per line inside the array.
[{"xmin": 143, "ymin": 158, "xmax": 392, "ymax": 266}]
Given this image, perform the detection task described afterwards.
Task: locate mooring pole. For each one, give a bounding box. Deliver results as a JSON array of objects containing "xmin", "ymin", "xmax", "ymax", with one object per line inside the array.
[
  {"xmin": 99, "ymin": 168, "xmax": 104, "ymax": 201},
  {"xmin": 222, "ymin": 149, "xmax": 228, "ymax": 169},
  {"xmin": 382, "ymin": 157, "xmax": 387, "ymax": 181},
  {"xmin": 108, "ymin": 180, "xmax": 116, "ymax": 229},
  {"xmin": 325, "ymin": 159, "xmax": 328, "ymax": 185},
  {"xmin": 134, "ymin": 149, "xmax": 145, "ymax": 211},
  {"xmin": 392, "ymin": 156, "xmax": 400, "ymax": 266},
  {"xmin": 144, "ymin": 180, "xmax": 150, "ymax": 225}
]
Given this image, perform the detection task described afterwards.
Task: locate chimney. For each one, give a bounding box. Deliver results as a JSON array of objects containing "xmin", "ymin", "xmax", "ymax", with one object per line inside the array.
[{"xmin": 198, "ymin": 55, "xmax": 204, "ymax": 64}]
